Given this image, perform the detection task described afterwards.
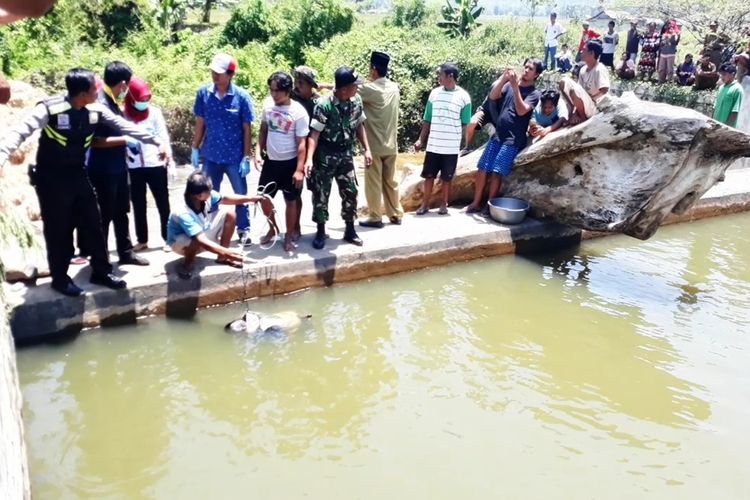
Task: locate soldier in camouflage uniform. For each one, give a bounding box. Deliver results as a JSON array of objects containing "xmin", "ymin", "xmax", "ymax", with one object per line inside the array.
[
  {"xmin": 292, "ymin": 66, "xmax": 322, "ymax": 120},
  {"xmin": 305, "ymin": 67, "xmax": 373, "ymax": 249}
]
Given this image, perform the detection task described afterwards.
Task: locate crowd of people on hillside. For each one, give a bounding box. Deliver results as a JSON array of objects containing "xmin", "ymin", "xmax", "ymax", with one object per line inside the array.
[
  {"xmin": 0, "ymin": 19, "xmax": 748, "ymax": 295},
  {"xmin": 542, "ymin": 13, "xmax": 750, "ymax": 93}
]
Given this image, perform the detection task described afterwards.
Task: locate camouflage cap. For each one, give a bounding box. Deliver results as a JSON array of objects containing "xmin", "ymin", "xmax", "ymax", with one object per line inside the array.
[{"xmin": 293, "ymin": 66, "xmax": 319, "ymax": 88}]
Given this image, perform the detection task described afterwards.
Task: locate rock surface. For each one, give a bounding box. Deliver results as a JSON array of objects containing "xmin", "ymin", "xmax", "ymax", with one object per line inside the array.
[
  {"xmin": 398, "ymin": 92, "xmax": 750, "ymax": 239},
  {"xmin": 1, "ymin": 81, "xmax": 48, "ymax": 281}
]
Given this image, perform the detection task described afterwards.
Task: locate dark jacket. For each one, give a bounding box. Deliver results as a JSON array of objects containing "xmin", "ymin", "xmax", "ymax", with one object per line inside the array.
[{"xmin": 86, "ymin": 88, "xmax": 127, "ymax": 174}]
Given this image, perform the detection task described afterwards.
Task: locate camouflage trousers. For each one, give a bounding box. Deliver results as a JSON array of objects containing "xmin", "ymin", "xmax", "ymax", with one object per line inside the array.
[{"xmin": 309, "ymin": 150, "xmax": 358, "ymax": 224}]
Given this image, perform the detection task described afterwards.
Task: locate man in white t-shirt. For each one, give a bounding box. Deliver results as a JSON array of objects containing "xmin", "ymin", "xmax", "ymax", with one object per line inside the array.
[
  {"xmin": 255, "ymin": 71, "xmax": 309, "ymax": 252},
  {"xmin": 544, "ymin": 12, "xmax": 566, "ymax": 71},
  {"xmin": 559, "ymin": 39, "xmax": 610, "ymax": 125},
  {"xmin": 601, "ymin": 20, "xmax": 619, "ymax": 69},
  {"xmin": 414, "ymin": 62, "xmax": 471, "ymax": 215}
]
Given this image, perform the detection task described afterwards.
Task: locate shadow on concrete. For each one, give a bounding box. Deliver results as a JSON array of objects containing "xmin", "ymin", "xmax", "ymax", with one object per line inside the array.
[
  {"xmin": 11, "ymin": 283, "xmax": 86, "ymax": 346},
  {"xmin": 511, "ymin": 222, "xmax": 582, "ymax": 255},
  {"xmin": 89, "ymin": 288, "xmax": 137, "ymax": 329},
  {"xmin": 163, "ymin": 256, "xmax": 203, "ymax": 319}
]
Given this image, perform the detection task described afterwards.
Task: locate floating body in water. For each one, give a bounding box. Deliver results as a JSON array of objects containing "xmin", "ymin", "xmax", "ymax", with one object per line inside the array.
[{"xmin": 225, "ymin": 310, "xmax": 312, "ymax": 335}]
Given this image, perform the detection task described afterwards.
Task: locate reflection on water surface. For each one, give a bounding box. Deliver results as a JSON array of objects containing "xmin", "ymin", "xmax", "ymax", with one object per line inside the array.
[{"xmin": 18, "ymin": 213, "xmax": 750, "ymax": 499}]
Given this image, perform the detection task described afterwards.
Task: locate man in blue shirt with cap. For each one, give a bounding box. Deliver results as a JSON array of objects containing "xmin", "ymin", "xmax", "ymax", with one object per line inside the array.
[{"xmin": 191, "ymin": 53, "xmax": 255, "ymax": 244}]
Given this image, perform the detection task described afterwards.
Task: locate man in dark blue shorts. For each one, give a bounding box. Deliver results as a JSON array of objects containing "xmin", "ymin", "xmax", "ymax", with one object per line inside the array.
[
  {"xmin": 414, "ymin": 63, "xmax": 472, "ymax": 215},
  {"xmin": 466, "ymin": 59, "xmax": 542, "ymax": 214}
]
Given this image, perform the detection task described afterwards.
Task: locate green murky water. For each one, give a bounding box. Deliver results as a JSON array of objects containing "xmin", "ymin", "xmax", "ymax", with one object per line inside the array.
[{"xmin": 17, "ymin": 213, "xmax": 750, "ymax": 499}]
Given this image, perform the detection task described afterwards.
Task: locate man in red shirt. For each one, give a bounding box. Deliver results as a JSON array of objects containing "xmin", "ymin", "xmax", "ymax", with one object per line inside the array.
[{"xmin": 577, "ymin": 21, "xmax": 601, "ymax": 62}]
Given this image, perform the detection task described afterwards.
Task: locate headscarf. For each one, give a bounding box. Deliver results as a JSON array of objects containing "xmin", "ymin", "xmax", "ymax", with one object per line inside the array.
[{"xmin": 123, "ymin": 76, "xmax": 152, "ymax": 123}]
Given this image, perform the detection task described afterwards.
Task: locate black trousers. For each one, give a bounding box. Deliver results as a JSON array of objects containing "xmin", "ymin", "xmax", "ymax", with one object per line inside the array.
[
  {"xmin": 35, "ymin": 168, "xmax": 112, "ymax": 284},
  {"xmin": 129, "ymin": 167, "xmax": 170, "ymax": 243},
  {"xmin": 88, "ymin": 169, "xmax": 135, "ymax": 259}
]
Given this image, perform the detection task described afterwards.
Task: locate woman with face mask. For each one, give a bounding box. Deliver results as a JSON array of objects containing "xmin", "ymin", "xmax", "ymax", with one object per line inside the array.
[{"xmin": 124, "ymin": 77, "xmax": 174, "ymax": 252}]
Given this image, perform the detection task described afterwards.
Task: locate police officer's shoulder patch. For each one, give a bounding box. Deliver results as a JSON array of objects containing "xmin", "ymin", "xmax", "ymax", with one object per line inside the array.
[
  {"xmin": 89, "ymin": 112, "xmax": 99, "ymax": 124},
  {"xmin": 48, "ymin": 101, "xmax": 71, "ymax": 115},
  {"xmin": 86, "ymin": 102, "xmax": 107, "ymax": 112}
]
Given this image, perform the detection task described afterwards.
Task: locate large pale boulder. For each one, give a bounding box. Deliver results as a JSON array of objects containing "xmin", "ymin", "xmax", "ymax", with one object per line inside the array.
[
  {"xmin": 399, "ymin": 92, "xmax": 750, "ymax": 239},
  {"xmin": 1, "ymin": 81, "xmax": 48, "ymax": 281},
  {"xmin": 0, "ymin": 80, "xmax": 46, "ymax": 222}
]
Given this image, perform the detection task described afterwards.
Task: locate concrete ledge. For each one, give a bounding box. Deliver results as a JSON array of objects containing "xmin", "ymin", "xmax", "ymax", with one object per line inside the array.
[{"xmin": 8, "ymin": 168, "xmax": 750, "ymax": 341}]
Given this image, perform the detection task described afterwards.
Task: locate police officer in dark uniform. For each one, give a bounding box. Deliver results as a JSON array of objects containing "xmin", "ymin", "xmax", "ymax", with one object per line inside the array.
[
  {"xmin": 0, "ymin": 68, "xmax": 166, "ymax": 296},
  {"xmin": 86, "ymin": 61, "xmax": 149, "ymax": 266}
]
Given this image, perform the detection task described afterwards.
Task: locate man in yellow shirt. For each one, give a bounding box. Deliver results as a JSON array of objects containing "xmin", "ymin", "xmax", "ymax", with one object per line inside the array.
[{"xmin": 358, "ymin": 51, "xmax": 404, "ymax": 227}]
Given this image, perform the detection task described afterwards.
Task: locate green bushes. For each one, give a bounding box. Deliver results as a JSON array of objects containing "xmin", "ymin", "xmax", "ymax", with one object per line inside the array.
[
  {"xmin": 271, "ymin": 0, "xmax": 354, "ymax": 65},
  {"xmin": 389, "ymin": 0, "xmax": 428, "ymax": 28},
  {"xmin": 222, "ymin": 0, "xmax": 275, "ymax": 46},
  {"xmin": 221, "ymin": 0, "xmax": 353, "ymax": 65}
]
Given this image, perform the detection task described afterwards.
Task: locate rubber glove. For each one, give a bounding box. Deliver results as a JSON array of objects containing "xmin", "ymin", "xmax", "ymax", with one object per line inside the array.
[
  {"xmin": 239, "ymin": 156, "xmax": 252, "ymax": 177},
  {"xmin": 191, "ymin": 147, "xmax": 201, "ymax": 169},
  {"xmin": 125, "ymin": 137, "xmax": 141, "ymax": 154}
]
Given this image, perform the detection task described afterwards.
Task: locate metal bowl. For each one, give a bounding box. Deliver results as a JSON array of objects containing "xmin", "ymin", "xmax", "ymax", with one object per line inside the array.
[{"xmin": 487, "ymin": 197, "xmax": 530, "ymax": 225}]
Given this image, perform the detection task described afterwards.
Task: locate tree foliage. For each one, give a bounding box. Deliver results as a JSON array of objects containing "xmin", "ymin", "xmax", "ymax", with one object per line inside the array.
[
  {"xmin": 222, "ymin": 0, "xmax": 275, "ymax": 46},
  {"xmin": 437, "ymin": 0, "xmax": 483, "ymax": 38},
  {"xmin": 156, "ymin": 0, "xmax": 188, "ymax": 33},
  {"xmin": 271, "ymin": 0, "xmax": 354, "ymax": 65},
  {"xmin": 390, "ymin": 0, "xmax": 428, "ymax": 29},
  {"xmin": 221, "ymin": 0, "xmax": 353, "ymax": 65},
  {"xmin": 523, "ymin": 0, "xmax": 556, "ymax": 19}
]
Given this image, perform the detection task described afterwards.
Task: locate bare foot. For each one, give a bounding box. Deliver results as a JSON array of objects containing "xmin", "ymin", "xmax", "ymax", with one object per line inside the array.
[
  {"xmin": 260, "ymin": 230, "xmax": 276, "ymax": 246},
  {"xmin": 283, "ymin": 237, "xmax": 295, "ymax": 252}
]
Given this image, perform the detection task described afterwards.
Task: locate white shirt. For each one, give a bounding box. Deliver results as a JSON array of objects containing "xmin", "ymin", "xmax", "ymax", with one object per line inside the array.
[
  {"xmin": 125, "ymin": 106, "xmax": 173, "ymax": 168},
  {"xmin": 545, "ymin": 22, "xmax": 565, "ymax": 47},
  {"xmin": 424, "ymin": 86, "xmax": 472, "ymax": 156},
  {"xmin": 260, "ymin": 97, "xmax": 309, "ymax": 161},
  {"xmin": 602, "ymin": 31, "xmax": 619, "ymax": 55},
  {"xmin": 578, "ymin": 63, "xmax": 611, "ymax": 100}
]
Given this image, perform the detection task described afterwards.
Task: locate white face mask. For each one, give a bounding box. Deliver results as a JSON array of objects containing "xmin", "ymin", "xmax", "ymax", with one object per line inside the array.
[{"xmin": 118, "ymin": 85, "xmax": 129, "ymax": 100}]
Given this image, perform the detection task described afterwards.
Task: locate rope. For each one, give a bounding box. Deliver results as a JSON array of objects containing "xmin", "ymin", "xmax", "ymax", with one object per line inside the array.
[{"xmin": 238, "ymin": 181, "xmax": 279, "ymax": 311}]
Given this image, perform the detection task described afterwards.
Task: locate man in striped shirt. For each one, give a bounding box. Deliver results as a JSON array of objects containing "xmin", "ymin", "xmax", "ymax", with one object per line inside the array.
[{"xmin": 414, "ymin": 62, "xmax": 472, "ymax": 215}]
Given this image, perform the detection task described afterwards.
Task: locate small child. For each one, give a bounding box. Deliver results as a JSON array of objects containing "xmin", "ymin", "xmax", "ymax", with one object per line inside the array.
[
  {"xmin": 616, "ymin": 51, "xmax": 636, "ymax": 80},
  {"xmin": 557, "ymin": 44, "xmax": 573, "ymax": 73},
  {"xmin": 529, "ymin": 90, "xmax": 568, "ymax": 140}
]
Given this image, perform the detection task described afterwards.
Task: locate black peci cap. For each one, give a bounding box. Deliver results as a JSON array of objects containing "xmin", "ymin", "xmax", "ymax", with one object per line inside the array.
[{"xmin": 370, "ymin": 51, "xmax": 391, "ymax": 68}]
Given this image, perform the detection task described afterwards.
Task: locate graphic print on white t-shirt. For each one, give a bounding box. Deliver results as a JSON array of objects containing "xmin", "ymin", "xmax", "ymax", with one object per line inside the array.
[{"xmin": 262, "ymin": 97, "xmax": 310, "ymax": 161}]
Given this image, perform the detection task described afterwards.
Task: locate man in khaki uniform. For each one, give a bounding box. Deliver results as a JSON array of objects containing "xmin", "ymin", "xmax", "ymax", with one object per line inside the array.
[{"xmin": 358, "ymin": 51, "xmax": 404, "ymax": 227}]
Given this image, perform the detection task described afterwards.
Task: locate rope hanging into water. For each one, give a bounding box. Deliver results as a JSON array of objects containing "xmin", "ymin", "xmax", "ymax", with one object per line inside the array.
[{"xmin": 239, "ymin": 181, "xmax": 280, "ymax": 311}]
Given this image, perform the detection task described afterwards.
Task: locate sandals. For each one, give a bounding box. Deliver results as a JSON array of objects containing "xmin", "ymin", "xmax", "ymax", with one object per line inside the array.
[
  {"xmin": 465, "ymin": 206, "xmax": 482, "ymax": 214},
  {"xmin": 437, "ymin": 206, "xmax": 449, "ymax": 215},
  {"xmin": 71, "ymin": 256, "xmax": 88, "ymax": 265},
  {"xmin": 260, "ymin": 233, "xmax": 276, "ymax": 246},
  {"xmin": 415, "ymin": 206, "xmax": 429, "ymax": 216}
]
